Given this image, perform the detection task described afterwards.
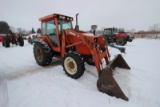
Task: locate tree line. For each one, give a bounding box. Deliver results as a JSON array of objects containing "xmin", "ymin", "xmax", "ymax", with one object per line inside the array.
[{"xmin": 0, "ymin": 21, "xmax": 41, "ymax": 35}]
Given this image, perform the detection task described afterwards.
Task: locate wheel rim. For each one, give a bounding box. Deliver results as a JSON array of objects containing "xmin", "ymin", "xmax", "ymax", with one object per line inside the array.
[
  {"xmin": 64, "ymin": 57, "xmax": 77, "ymax": 75},
  {"xmin": 35, "ymin": 47, "xmax": 43, "ymax": 62}
]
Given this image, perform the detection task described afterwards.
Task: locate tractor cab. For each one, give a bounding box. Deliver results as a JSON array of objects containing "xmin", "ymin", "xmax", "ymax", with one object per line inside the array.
[
  {"xmin": 103, "ymin": 28, "xmax": 116, "ymax": 43},
  {"xmin": 103, "ymin": 28, "xmax": 120, "ymax": 36},
  {"xmin": 39, "ymin": 14, "xmax": 73, "ymax": 49},
  {"xmin": 103, "ymin": 28, "xmax": 114, "ymax": 36}
]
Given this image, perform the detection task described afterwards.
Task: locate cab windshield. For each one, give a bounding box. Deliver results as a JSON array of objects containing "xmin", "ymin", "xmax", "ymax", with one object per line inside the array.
[
  {"xmin": 58, "ymin": 20, "xmax": 72, "ymax": 35},
  {"xmin": 41, "ymin": 20, "xmax": 72, "ymax": 35}
]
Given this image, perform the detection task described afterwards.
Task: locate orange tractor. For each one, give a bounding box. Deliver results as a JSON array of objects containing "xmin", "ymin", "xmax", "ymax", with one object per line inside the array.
[{"xmin": 33, "ymin": 13, "xmax": 130, "ymax": 101}]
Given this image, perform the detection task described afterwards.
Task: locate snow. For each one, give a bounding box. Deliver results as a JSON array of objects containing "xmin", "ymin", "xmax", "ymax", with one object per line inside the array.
[{"xmin": 0, "ymin": 39, "xmax": 160, "ymax": 107}]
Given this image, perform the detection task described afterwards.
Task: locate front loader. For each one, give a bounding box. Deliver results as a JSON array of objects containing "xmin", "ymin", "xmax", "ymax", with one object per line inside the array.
[{"xmin": 33, "ymin": 13, "xmax": 130, "ymax": 101}]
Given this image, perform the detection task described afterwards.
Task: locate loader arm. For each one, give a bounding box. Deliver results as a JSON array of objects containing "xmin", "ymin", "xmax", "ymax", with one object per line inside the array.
[
  {"xmin": 89, "ymin": 45, "xmax": 110, "ymax": 75},
  {"xmin": 77, "ymin": 32, "xmax": 130, "ymax": 101},
  {"xmin": 83, "ymin": 36, "xmax": 110, "ymax": 75}
]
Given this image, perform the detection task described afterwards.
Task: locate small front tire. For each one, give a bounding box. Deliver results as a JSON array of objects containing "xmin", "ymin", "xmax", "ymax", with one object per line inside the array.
[{"xmin": 63, "ymin": 52, "xmax": 85, "ymax": 79}]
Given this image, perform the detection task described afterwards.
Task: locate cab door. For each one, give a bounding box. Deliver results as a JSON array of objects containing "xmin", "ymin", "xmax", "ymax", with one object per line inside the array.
[
  {"xmin": 103, "ymin": 29, "xmax": 114, "ymax": 42},
  {"xmin": 41, "ymin": 20, "xmax": 60, "ymax": 52}
]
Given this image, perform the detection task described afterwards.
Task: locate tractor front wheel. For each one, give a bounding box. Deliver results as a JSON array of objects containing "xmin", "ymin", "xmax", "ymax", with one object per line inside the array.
[{"xmin": 63, "ymin": 52, "xmax": 85, "ymax": 79}]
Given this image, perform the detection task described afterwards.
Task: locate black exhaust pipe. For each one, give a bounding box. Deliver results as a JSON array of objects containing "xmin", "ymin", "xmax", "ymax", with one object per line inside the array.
[{"xmin": 75, "ymin": 13, "xmax": 79, "ymax": 32}]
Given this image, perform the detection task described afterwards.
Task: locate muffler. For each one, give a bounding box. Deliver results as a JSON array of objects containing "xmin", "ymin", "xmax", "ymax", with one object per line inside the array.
[{"xmin": 97, "ymin": 54, "xmax": 130, "ymax": 101}]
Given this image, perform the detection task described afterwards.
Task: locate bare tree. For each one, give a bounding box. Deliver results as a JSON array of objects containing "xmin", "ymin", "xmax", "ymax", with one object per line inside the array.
[
  {"xmin": 17, "ymin": 28, "xmax": 23, "ymax": 34},
  {"xmin": 131, "ymin": 29, "xmax": 136, "ymax": 33},
  {"xmin": 10, "ymin": 26, "xmax": 16, "ymax": 33},
  {"xmin": 17, "ymin": 28, "xmax": 27, "ymax": 35},
  {"xmin": 149, "ymin": 23, "xmax": 160, "ymax": 39}
]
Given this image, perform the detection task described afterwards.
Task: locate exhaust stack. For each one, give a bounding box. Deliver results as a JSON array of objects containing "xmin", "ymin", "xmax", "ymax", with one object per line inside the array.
[{"xmin": 75, "ymin": 13, "xmax": 79, "ymax": 32}]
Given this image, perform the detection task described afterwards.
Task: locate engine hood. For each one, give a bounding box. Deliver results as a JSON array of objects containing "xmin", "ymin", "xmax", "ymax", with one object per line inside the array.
[
  {"xmin": 66, "ymin": 29, "xmax": 106, "ymax": 46},
  {"xmin": 114, "ymin": 32, "xmax": 128, "ymax": 38}
]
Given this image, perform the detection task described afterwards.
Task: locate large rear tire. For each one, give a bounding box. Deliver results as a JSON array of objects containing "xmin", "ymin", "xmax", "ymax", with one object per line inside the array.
[
  {"xmin": 18, "ymin": 36, "xmax": 24, "ymax": 46},
  {"xmin": 34, "ymin": 41, "xmax": 52, "ymax": 66},
  {"xmin": 63, "ymin": 52, "xmax": 85, "ymax": 79},
  {"xmin": 116, "ymin": 38, "xmax": 127, "ymax": 46},
  {"xmin": 4, "ymin": 37, "xmax": 10, "ymax": 48}
]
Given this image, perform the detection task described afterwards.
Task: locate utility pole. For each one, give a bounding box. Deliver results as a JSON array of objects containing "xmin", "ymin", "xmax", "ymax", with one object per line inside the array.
[{"xmin": 153, "ymin": 23, "xmax": 160, "ymax": 39}]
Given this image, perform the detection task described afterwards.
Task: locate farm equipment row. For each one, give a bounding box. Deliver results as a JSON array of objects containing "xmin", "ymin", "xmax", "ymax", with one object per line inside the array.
[{"xmin": 1, "ymin": 34, "xmax": 24, "ymax": 47}]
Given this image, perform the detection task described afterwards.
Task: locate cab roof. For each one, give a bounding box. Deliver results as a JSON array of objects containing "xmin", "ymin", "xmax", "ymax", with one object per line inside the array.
[
  {"xmin": 39, "ymin": 13, "xmax": 73, "ymax": 22},
  {"xmin": 104, "ymin": 28, "xmax": 113, "ymax": 30}
]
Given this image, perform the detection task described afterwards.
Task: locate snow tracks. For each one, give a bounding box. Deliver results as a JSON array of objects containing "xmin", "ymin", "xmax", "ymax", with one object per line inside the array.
[{"xmin": 0, "ymin": 72, "xmax": 8, "ymax": 107}]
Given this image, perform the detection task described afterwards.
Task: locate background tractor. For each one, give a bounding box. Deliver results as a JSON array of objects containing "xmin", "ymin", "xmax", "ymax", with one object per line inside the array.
[
  {"xmin": 103, "ymin": 28, "xmax": 134, "ymax": 46},
  {"xmin": 2, "ymin": 34, "xmax": 24, "ymax": 48},
  {"xmin": 33, "ymin": 13, "xmax": 130, "ymax": 101},
  {"xmin": 90, "ymin": 26, "xmax": 126, "ymax": 53}
]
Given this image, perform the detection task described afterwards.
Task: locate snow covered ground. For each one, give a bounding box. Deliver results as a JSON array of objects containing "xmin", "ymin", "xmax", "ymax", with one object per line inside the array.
[{"xmin": 0, "ymin": 39, "xmax": 160, "ymax": 107}]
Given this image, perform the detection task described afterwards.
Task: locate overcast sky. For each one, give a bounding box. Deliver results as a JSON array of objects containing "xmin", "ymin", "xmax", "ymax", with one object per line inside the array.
[{"xmin": 0, "ymin": 0, "xmax": 160, "ymax": 32}]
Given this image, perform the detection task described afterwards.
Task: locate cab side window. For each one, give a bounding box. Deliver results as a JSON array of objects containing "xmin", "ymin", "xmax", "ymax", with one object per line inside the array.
[{"xmin": 41, "ymin": 20, "xmax": 58, "ymax": 47}]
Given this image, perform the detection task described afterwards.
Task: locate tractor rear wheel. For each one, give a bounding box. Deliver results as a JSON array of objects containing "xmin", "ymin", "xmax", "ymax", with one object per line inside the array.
[
  {"xmin": 63, "ymin": 52, "xmax": 85, "ymax": 79},
  {"xmin": 4, "ymin": 37, "xmax": 10, "ymax": 48},
  {"xmin": 34, "ymin": 41, "xmax": 52, "ymax": 66},
  {"xmin": 18, "ymin": 36, "xmax": 24, "ymax": 46},
  {"xmin": 116, "ymin": 38, "xmax": 127, "ymax": 46}
]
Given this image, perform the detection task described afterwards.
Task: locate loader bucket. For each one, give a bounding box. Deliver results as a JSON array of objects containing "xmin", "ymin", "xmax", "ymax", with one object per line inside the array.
[{"xmin": 97, "ymin": 54, "xmax": 130, "ymax": 101}]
